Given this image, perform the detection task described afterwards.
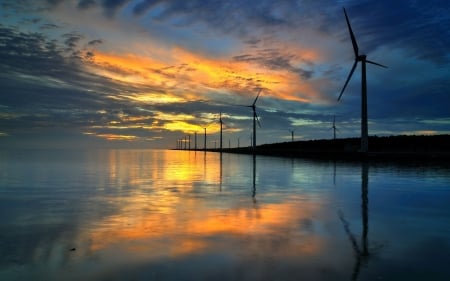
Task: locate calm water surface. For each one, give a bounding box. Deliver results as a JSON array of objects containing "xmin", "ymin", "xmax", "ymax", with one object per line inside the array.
[{"xmin": 1, "ymin": 149, "xmax": 449, "ymax": 281}]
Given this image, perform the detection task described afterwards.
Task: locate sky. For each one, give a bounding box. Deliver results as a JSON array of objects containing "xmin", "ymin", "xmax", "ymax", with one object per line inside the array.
[{"xmin": 1, "ymin": 0, "xmax": 449, "ymax": 149}]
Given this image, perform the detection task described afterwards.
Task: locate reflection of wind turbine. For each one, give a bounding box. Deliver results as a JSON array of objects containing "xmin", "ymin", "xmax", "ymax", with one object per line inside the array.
[
  {"xmin": 219, "ymin": 152, "xmax": 223, "ymax": 191},
  {"xmin": 242, "ymin": 89, "xmax": 262, "ymax": 150},
  {"xmin": 338, "ymin": 162, "xmax": 370, "ymax": 281},
  {"xmin": 252, "ymin": 154, "xmax": 256, "ymax": 200},
  {"xmin": 338, "ymin": 8, "xmax": 387, "ymax": 153}
]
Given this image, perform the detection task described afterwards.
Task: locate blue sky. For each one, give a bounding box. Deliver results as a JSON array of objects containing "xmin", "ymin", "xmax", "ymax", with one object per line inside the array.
[{"xmin": 1, "ymin": 0, "xmax": 449, "ymax": 149}]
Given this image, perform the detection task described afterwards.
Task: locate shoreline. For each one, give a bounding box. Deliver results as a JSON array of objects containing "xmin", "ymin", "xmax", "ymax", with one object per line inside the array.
[{"xmin": 173, "ymin": 134, "xmax": 450, "ymax": 162}]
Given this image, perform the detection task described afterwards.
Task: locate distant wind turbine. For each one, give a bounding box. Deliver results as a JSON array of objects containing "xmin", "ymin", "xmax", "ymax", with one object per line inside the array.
[
  {"xmin": 338, "ymin": 8, "xmax": 387, "ymax": 153},
  {"xmin": 203, "ymin": 127, "xmax": 207, "ymax": 151},
  {"xmin": 331, "ymin": 115, "xmax": 339, "ymax": 140},
  {"xmin": 219, "ymin": 112, "xmax": 223, "ymax": 152},
  {"xmin": 288, "ymin": 129, "xmax": 295, "ymax": 142},
  {"xmin": 243, "ymin": 89, "xmax": 262, "ymax": 149}
]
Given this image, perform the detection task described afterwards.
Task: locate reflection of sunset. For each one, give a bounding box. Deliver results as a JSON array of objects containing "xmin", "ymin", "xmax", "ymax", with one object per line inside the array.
[
  {"xmin": 87, "ymin": 197, "xmax": 322, "ymax": 257},
  {"xmin": 78, "ymin": 151, "xmax": 326, "ymax": 260}
]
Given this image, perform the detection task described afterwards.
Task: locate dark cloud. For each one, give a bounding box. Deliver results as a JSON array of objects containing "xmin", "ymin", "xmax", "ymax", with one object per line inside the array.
[
  {"xmin": 77, "ymin": 0, "xmax": 97, "ymax": 10},
  {"xmin": 40, "ymin": 23, "xmax": 59, "ymax": 30},
  {"xmin": 87, "ymin": 39, "xmax": 103, "ymax": 46},
  {"xmin": 132, "ymin": 0, "xmax": 157, "ymax": 16},
  {"xmin": 62, "ymin": 32, "xmax": 84, "ymax": 49},
  {"xmin": 46, "ymin": 0, "xmax": 64, "ymax": 6},
  {"xmin": 123, "ymin": 0, "xmax": 313, "ymax": 43},
  {"xmin": 233, "ymin": 49, "xmax": 314, "ymax": 80},
  {"xmin": 69, "ymin": 0, "xmax": 450, "ymax": 65},
  {"xmin": 0, "ymin": 24, "xmax": 158, "ymax": 140},
  {"xmin": 340, "ymin": 0, "xmax": 450, "ymax": 64},
  {"xmin": 128, "ymin": 1, "xmax": 450, "ymax": 65},
  {"xmin": 101, "ymin": 0, "xmax": 132, "ymax": 17},
  {"xmin": 0, "ymin": 25, "xmax": 65, "ymax": 72},
  {"xmin": 20, "ymin": 18, "xmax": 42, "ymax": 25}
]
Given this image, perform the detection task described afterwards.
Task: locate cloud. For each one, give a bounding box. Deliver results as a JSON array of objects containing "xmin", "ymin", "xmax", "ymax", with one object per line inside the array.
[
  {"xmin": 339, "ymin": 1, "xmax": 450, "ymax": 64},
  {"xmin": 101, "ymin": 0, "xmax": 132, "ymax": 17},
  {"xmin": 1, "ymin": 0, "xmax": 450, "ymax": 148},
  {"xmin": 88, "ymin": 39, "xmax": 103, "ymax": 46},
  {"xmin": 233, "ymin": 48, "xmax": 314, "ymax": 80},
  {"xmin": 77, "ymin": 0, "xmax": 97, "ymax": 10},
  {"xmin": 46, "ymin": 0, "xmax": 64, "ymax": 6},
  {"xmin": 63, "ymin": 32, "xmax": 84, "ymax": 49},
  {"xmin": 39, "ymin": 23, "xmax": 59, "ymax": 30}
]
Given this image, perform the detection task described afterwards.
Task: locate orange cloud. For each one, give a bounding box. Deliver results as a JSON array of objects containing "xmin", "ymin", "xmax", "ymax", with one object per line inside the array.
[
  {"xmin": 94, "ymin": 133, "xmax": 138, "ymax": 141},
  {"xmin": 86, "ymin": 44, "xmax": 323, "ymax": 105}
]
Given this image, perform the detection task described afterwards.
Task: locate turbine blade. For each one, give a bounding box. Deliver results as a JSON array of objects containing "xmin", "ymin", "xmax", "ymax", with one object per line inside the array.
[
  {"xmin": 338, "ymin": 60, "xmax": 358, "ymax": 101},
  {"xmin": 253, "ymin": 88, "xmax": 262, "ymax": 105},
  {"xmin": 256, "ymin": 113, "xmax": 261, "ymax": 128},
  {"xmin": 343, "ymin": 8, "xmax": 359, "ymax": 57},
  {"xmin": 366, "ymin": 59, "xmax": 387, "ymax": 68}
]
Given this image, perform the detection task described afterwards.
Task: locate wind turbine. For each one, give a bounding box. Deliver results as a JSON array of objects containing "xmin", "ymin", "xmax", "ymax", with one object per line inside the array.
[
  {"xmin": 219, "ymin": 112, "xmax": 223, "ymax": 152},
  {"xmin": 288, "ymin": 129, "xmax": 295, "ymax": 142},
  {"xmin": 331, "ymin": 115, "xmax": 339, "ymax": 140},
  {"xmin": 338, "ymin": 8, "xmax": 387, "ymax": 153},
  {"xmin": 245, "ymin": 89, "xmax": 262, "ymax": 149}
]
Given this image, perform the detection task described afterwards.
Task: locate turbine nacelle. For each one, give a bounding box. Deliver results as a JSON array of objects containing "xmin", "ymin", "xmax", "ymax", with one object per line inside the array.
[{"xmin": 357, "ymin": 54, "xmax": 366, "ymax": 61}]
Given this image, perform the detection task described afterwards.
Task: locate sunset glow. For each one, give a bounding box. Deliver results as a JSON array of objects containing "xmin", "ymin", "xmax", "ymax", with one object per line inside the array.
[{"xmin": 1, "ymin": 1, "xmax": 449, "ymax": 148}]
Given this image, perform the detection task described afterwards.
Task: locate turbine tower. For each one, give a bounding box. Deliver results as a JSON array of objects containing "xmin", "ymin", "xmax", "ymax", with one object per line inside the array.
[
  {"xmin": 338, "ymin": 8, "xmax": 387, "ymax": 153},
  {"xmin": 246, "ymin": 89, "xmax": 262, "ymax": 149}
]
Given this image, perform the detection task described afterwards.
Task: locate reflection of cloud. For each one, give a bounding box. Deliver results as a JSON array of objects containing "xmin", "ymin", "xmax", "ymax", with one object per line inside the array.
[
  {"xmin": 87, "ymin": 199, "xmax": 323, "ymax": 257},
  {"xmin": 74, "ymin": 150, "xmax": 324, "ymax": 256}
]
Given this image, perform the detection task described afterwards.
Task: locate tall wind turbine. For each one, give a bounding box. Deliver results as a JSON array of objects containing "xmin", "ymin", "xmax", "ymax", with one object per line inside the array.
[
  {"xmin": 246, "ymin": 89, "xmax": 262, "ymax": 149},
  {"xmin": 338, "ymin": 8, "xmax": 387, "ymax": 153}
]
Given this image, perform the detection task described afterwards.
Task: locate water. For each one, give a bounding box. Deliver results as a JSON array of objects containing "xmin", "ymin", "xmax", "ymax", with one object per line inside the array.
[{"xmin": 1, "ymin": 149, "xmax": 449, "ymax": 281}]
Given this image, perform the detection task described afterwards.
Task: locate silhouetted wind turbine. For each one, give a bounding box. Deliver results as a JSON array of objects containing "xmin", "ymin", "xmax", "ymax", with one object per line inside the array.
[
  {"xmin": 245, "ymin": 89, "xmax": 262, "ymax": 149},
  {"xmin": 338, "ymin": 8, "xmax": 387, "ymax": 153},
  {"xmin": 331, "ymin": 115, "xmax": 339, "ymax": 140},
  {"xmin": 219, "ymin": 112, "xmax": 223, "ymax": 152},
  {"xmin": 203, "ymin": 127, "xmax": 207, "ymax": 151},
  {"xmin": 288, "ymin": 129, "xmax": 295, "ymax": 142}
]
